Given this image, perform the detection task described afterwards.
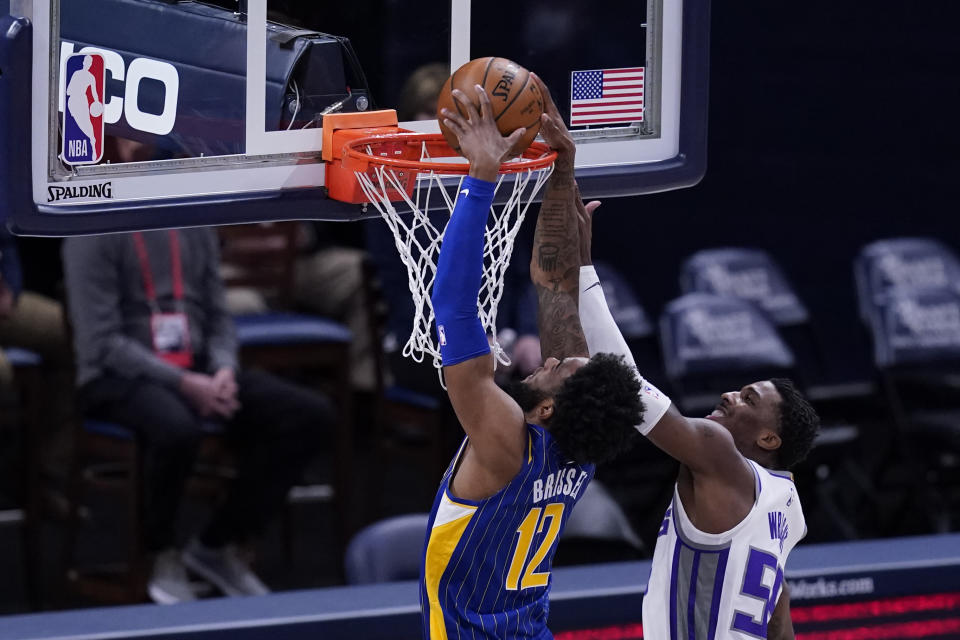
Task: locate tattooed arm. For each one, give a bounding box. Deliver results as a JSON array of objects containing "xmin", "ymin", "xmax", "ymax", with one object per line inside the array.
[{"xmin": 529, "ymin": 74, "xmax": 589, "ymax": 360}]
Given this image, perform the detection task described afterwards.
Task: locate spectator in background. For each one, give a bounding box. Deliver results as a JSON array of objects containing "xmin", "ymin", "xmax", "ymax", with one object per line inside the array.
[
  {"xmin": 0, "ymin": 228, "xmax": 70, "ymax": 386},
  {"xmin": 0, "ymin": 227, "xmax": 27, "ymax": 388},
  {"xmin": 62, "ymin": 228, "xmax": 332, "ymax": 604},
  {"xmin": 216, "ymin": 219, "xmax": 381, "ymax": 394},
  {"xmin": 293, "ymin": 221, "xmax": 380, "ymax": 393},
  {"xmin": 0, "ymin": 227, "xmax": 74, "ymax": 512},
  {"xmin": 397, "ymin": 62, "xmax": 449, "ymax": 121}
]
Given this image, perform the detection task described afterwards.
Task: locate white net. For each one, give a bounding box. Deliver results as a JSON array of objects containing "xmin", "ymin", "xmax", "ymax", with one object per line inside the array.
[{"xmin": 354, "ymin": 145, "xmax": 554, "ymax": 380}]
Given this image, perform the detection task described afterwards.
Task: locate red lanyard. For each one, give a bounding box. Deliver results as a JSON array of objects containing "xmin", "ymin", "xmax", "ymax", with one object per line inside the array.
[{"xmin": 133, "ymin": 231, "xmax": 184, "ymax": 306}]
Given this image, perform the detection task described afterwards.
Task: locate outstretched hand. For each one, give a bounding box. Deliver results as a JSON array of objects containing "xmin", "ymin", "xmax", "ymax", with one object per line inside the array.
[
  {"xmin": 531, "ymin": 73, "xmax": 575, "ymax": 158},
  {"xmin": 441, "ymin": 85, "xmax": 526, "ymax": 182},
  {"xmin": 577, "ymin": 200, "xmax": 601, "ymax": 265}
]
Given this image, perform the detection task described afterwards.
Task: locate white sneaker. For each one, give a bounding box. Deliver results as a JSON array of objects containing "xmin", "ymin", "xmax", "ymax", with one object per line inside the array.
[
  {"xmin": 182, "ymin": 538, "xmax": 270, "ymax": 597},
  {"xmin": 147, "ymin": 548, "xmax": 197, "ymax": 604}
]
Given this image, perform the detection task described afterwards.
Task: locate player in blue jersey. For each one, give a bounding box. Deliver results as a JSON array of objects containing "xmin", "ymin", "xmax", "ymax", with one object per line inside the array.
[
  {"xmin": 572, "ymin": 196, "xmax": 822, "ymax": 638},
  {"xmin": 421, "ymin": 82, "xmax": 644, "ymax": 640}
]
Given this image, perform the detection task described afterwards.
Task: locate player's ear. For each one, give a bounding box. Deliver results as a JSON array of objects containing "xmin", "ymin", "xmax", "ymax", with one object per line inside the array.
[
  {"xmin": 757, "ymin": 428, "xmax": 782, "ymax": 453},
  {"xmin": 534, "ymin": 398, "xmax": 555, "ymax": 424}
]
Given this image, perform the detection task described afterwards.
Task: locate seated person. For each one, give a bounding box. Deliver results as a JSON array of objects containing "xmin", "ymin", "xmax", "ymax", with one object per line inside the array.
[
  {"xmin": 0, "ymin": 228, "xmax": 74, "ymax": 510},
  {"xmin": 62, "ymin": 227, "xmax": 332, "ymax": 604},
  {"xmin": 293, "ymin": 221, "xmax": 379, "ymax": 393},
  {"xmin": 0, "ymin": 228, "xmax": 70, "ymax": 386}
]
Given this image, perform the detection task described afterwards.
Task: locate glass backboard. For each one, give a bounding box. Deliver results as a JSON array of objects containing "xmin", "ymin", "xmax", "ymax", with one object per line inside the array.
[{"xmin": 1, "ymin": 0, "xmax": 709, "ymax": 235}]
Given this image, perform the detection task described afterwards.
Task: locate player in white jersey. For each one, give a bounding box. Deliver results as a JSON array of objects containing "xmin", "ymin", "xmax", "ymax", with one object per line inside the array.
[{"xmin": 568, "ymin": 204, "xmax": 820, "ymax": 640}]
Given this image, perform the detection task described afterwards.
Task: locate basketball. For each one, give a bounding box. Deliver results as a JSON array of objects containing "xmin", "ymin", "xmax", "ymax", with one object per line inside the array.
[
  {"xmin": 89, "ymin": 102, "xmax": 103, "ymax": 118},
  {"xmin": 436, "ymin": 57, "xmax": 544, "ymax": 156}
]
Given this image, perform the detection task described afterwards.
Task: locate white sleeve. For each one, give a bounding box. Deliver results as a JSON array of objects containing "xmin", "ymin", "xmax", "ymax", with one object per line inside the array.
[{"xmin": 579, "ymin": 265, "xmax": 672, "ymax": 435}]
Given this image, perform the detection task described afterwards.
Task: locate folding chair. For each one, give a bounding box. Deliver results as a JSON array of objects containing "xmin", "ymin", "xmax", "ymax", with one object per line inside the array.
[
  {"xmin": 858, "ymin": 285, "xmax": 960, "ymax": 532},
  {"xmin": 344, "ymin": 513, "xmax": 429, "ymax": 585}
]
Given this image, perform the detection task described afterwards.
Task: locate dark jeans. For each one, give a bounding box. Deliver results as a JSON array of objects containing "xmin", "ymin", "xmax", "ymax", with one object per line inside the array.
[{"xmin": 78, "ymin": 369, "xmax": 331, "ymax": 552}]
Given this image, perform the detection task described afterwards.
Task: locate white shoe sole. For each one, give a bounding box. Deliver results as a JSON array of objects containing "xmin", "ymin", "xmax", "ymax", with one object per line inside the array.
[
  {"xmin": 148, "ymin": 582, "xmax": 194, "ymax": 605},
  {"xmin": 182, "ymin": 552, "xmax": 246, "ymax": 597}
]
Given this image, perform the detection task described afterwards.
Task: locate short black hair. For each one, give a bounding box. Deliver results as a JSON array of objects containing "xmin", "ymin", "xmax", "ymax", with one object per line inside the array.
[
  {"xmin": 770, "ymin": 378, "xmax": 820, "ymax": 469},
  {"xmin": 549, "ymin": 353, "xmax": 644, "ymax": 465}
]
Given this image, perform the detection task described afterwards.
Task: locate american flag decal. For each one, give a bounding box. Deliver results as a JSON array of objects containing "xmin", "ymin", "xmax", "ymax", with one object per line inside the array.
[{"xmin": 570, "ymin": 67, "xmax": 644, "ymax": 127}]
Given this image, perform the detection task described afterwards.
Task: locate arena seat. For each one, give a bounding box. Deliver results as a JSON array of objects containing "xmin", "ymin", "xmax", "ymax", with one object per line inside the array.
[
  {"xmin": 562, "ymin": 481, "xmax": 642, "ymax": 548},
  {"xmin": 679, "ymin": 246, "xmax": 875, "ymax": 405},
  {"xmin": 2, "ymin": 347, "xmax": 42, "ymax": 369},
  {"xmin": 344, "ymin": 513, "xmax": 429, "ymax": 585},
  {"xmin": 0, "ymin": 347, "xmax": 43, "ymax": 608},
  {"xmin": 658, "ymin": 293, "xmax": 795, "ymax": 414},
  {"xmin": 854, "ymin": 237, "xmax": 960, "ymax": 323},
  {"xmin": 557, "ymin": 480, "xmax": 645, "ymax": 564},
  {"xmin": 233, "ymin": 304, "xmax": 355, "ymax": 554},
  {"xmin": 857, "ymin": 284, "xmax": 960, "ymax": 532},
  {"xmin": 679, "ymin": 248, "xmax": 815, "ymax": 382},
  {"xmin": 63, "ymin": 418, "xmax": 230, "ymax": 603},
  {"xmin": 680, "ymin": 247, "xmax": 809, "ymax": 326}
]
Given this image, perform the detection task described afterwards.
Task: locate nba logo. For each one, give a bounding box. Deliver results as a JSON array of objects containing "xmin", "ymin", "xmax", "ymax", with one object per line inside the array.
[{"xmin": 62, "ymin": 53, "xmax": 106, "ymax": 165}]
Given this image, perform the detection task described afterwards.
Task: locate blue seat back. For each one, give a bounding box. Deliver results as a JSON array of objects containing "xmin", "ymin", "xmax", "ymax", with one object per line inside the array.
[
  {"xmin": 233, "ymin": 312, "xmax": 352, "ymax": 346},
  {"xmin": 866, "ymin": 287, "xmax": 960, "ymax": 369},
  {"xmin": 344, "ymin": 513, "xmax": 429, "ymax": 585},
  {"xmin": 2, "ymin": 346, "xmax": 42, "ymax": 367},
  {"xmin": 854, "ymin": 238, "xmax": 960, "ymax": 324},
  {"xmin": 561, "ymin": 481, "xmax": 642, "ymax": 550},
  {"xmin": 83, "ymin": 418, "xmax": 225, "ymax": 441},
  {"xmin": 680, "ymin": 247, "xmax": 808, "ymax": 326},
  {"xmin": 659, "ymin": 293, "xmax": 795, "ymax": 379}
]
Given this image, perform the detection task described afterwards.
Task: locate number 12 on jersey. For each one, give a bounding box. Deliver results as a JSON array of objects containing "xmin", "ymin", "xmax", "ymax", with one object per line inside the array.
[{"xmin": 505, "ymin": 503, "xmax": 565, "ymax": 590}]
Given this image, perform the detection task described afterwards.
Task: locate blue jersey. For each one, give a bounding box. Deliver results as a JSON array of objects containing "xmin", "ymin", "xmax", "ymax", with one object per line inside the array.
[{"xmin": 420, "ymin": 423, "xmax": 595, "ymax": 640}]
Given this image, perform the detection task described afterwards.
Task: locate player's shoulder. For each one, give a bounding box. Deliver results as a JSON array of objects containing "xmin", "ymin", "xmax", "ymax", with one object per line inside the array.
[
  {"xmin": 756, "ymin": 464, "xmax": 799, "ymax": 495},
  {"xmin": 753, "ymin": 463, "xmax": 804, "ymax": 514},
  {"xmin": 761, "ymin": 467, "xmax": 797, "ymax": 484},
  {"xmin": 688, "ymin": 415, "xmax": 742, "ymax": 453}
]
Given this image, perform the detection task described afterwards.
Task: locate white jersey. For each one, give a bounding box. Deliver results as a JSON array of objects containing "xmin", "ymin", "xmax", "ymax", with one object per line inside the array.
[{"xmin": 643, "ymin": 460, "xmax": 806, "ymax": 640}]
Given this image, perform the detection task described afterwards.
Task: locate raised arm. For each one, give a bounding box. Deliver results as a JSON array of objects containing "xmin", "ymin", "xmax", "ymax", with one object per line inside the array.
[
  {"xmin": 432, "ymin": 86, "xmax": 529, "ymax": 480},
  {"xmin": 574, "ymin": 189, "xmax": 753, "ymax": 486},
  {"xmin": 575, "ymin": 200, "xmax": 639, "ymax": 365},
  {"xmin": 529, "ymin": 74, "xmax": 588, "ymax": 360}
]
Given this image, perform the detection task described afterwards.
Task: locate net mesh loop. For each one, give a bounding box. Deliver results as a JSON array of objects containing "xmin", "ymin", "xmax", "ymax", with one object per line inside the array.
[{"xmin": 351, "ymin": 135, "xmax": 555, "ymax": 380}]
